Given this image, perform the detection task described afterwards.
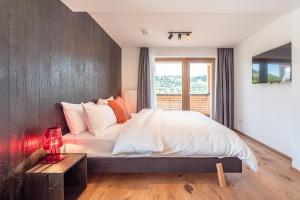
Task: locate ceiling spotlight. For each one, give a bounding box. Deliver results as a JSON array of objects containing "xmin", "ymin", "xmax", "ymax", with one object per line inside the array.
[
  {"xmin": 142, "ymin": 29, "xmax": 150, "ymax": 36},
  {"xmin": 168, "ymin": 33, "xmax": 173, "ymax": 40},
  {"xmin": 186, "ymin": 33, "xmax": 190, "ymax": 39},
  {"xmin": 178, "ymin": 33, "xmax": 181, "ymax": 40}
]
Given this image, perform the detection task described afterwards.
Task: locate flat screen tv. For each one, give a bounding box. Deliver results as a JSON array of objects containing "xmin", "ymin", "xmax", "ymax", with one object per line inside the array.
[{"xmin": 252, "ymin": 43, "xmax": 292, "ymax": 84}]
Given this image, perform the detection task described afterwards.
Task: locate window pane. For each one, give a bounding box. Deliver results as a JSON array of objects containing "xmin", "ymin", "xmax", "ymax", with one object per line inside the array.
[
  {"xmin": 189, "ymin": 63, "xmax": 210, "ymax": 116},
  {"xmin": 190, "ymin": 63, "xmax": 209, "ymax": 94},
  {"xmin": 155, "ymin": 62, "xmax": 182, "ymax": 110}
]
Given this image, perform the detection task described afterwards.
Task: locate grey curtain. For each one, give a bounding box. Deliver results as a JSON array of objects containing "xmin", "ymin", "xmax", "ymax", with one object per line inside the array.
[
  {"xmin": 137, "ymin": 47, "xmax": 151, "ymax": 112},
  {"xmin": 214, "ymin": 48, "xmax": 234, "ymax": 129}
]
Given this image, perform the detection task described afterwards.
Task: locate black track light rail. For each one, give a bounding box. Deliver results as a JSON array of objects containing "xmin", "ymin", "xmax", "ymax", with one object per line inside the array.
[
  {"xmin": 168, "ymin": 32, "xmax": 192, "ymax": 34},
  {"xmin": 168, "ymin": 32, "xmax": 192, "ymax": 40}
]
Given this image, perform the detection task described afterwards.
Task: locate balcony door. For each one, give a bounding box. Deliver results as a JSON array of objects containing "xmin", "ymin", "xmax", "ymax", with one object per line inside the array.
[
  {"xmin": 155, "ymin": 61, "xmax": 183, "ymax": 110},
  {"xmin": 155, "ymin": 58, "xmax": 215, "ymax": 116}
]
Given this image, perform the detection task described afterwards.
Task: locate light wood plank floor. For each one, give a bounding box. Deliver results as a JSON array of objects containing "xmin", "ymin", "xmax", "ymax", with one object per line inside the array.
[{"xmin": 79, "ymin": 135, "xmax": 300, "ymax": 200}]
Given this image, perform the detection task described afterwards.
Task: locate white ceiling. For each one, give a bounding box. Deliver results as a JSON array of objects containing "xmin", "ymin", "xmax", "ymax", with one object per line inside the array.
[
  {"xmin": 61, "ymin": 0, "xmax": 300, "ymax": 48},
  {"xmin": 88, "ymin": 12, "xmax": 280, "ymax": 48}
]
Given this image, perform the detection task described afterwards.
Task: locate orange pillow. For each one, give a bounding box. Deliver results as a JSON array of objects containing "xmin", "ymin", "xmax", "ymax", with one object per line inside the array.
[
  {"xmin": 108, "ymin": 100, "xmax": 127, "ymax": 123},
  {"xmin": 116, "ymin": 96, "xmax": 132, "ymax": 120}
]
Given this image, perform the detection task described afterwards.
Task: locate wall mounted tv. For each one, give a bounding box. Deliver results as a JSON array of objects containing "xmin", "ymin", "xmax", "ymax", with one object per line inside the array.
[{"xmin": 252, "ymin": 43, "xmax": 292, "ymax": 84}]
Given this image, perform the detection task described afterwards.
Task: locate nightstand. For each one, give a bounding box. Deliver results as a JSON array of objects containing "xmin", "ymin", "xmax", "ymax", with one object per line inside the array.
[{"xmin": 25, "ymin": 153, "xmax": 87, "ymax": 200}]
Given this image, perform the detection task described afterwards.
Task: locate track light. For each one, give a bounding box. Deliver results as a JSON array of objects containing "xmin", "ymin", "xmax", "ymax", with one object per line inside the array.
[
  {"xmin": 186, "ymin": 33, "xmax": 190, "ymax": 39},
  {"xmin": 168, "ymin": 32, "xmax": 192, "ymax": 40}
]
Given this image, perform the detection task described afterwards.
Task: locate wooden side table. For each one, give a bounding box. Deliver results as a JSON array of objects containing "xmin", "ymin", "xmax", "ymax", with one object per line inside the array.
[{"xmin": 25, "ymin": 153, "xmax": 87, "ymax": 200}]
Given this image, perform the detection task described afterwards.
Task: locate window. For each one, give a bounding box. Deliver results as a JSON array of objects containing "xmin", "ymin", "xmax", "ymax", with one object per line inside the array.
[
  {"xmin": 155, "ymin": 62, "xmax": 182, "ymax": 110},
  {"xmin": 190, "ymin": 63, "xmax": 209, "ymax": 95},
  {"xmin": 189, "ymin": 63, "xmax": 210, "ymax": 114},
  {"xmin": 155, "ymin": 58, "xmax": 214, "ymax": 116}
]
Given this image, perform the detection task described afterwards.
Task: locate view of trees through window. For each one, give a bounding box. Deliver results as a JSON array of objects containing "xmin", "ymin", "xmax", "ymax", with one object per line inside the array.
[
  {"xmin": 155, "ymin": 63, "xmax": 182, "ymax": 94},
  {"xmin": 190, "ymin": 63, "xmax": 209, "ymax": 94},
  {"xmin": 155, "ymin": 62, "xmax": 209, "ymax": 95}
]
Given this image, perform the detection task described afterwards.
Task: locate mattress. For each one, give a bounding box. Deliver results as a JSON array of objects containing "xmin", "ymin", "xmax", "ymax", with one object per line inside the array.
[
  {"xmin": 62, "ymin": 130, "xmax": 237, "ymax": 158},
  {"xmin": 62, "ymin": 128, "xmax": 202, "ymax": 158},
  {"xmin": 62, "ymin": 113, "xmax": 137, "ymax": 157},
  {"xmin": 62, "ymin": 124, "xmax": 124, "ymax": 157}
]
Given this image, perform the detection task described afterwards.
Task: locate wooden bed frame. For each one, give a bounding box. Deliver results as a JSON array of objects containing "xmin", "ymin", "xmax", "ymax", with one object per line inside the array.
[{"xmin": 87, "ymin": 157, "xmax": 242, "ymax": 187}]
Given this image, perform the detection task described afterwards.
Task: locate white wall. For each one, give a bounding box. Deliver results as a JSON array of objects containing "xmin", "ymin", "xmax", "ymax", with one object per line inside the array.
[
  {"xmin": 154, "ymin": 47, "xmax": 217, "ymax": 58},
  {"xmin": 291, "ymin": 8, "xmax": 300, "ymax": 169},
  {"xmin": 234, "ymin": 15, "xmax": 293, "ymax": 157},
  {"xmin": 235, "ymin": 10, "xmax": 300, "ymax": 170},
  {"xmin": 121, "ymin": 47, "xmax": 140, "ymax": 90}
]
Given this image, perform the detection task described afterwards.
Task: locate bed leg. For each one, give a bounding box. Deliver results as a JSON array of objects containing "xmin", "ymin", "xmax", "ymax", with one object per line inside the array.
[{"xmin": 216, "ymin": 163, "xmax": 227, "ymax": 188}]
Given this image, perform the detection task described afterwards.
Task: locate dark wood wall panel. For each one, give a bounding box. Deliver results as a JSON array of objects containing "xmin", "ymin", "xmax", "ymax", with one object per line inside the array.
[
  {"xmin": 38, "ymin": 0, "xmax": 52, "ymax": 131},
  {"xmin": 73, "ymin": 13, "xmax": 87, "ymax": 104},
  {"xmin": 0, "ymin": 0, "xmax": 9, "ymax": 187},
  {"xmin": 0, "ymin": 0, "xmax": 122, "ymax": 198},
  {"xmin": 26, "ymin": 0, "xmax": 40, "ymax": 134},
  {"xmin": 8, "ymin": 1, "xmax": 27, "ymax": 197}
]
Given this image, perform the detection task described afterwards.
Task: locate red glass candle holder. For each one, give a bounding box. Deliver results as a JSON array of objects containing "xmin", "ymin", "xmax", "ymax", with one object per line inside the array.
[{"xmin": 43, "ymin": 126, "xmax": 66, "ymax": 163}]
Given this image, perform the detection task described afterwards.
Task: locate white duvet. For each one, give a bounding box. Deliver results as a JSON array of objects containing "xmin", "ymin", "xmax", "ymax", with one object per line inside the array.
[{"xmin": 113, "ymin": 109, "xmax": 258, "ymax": 171}]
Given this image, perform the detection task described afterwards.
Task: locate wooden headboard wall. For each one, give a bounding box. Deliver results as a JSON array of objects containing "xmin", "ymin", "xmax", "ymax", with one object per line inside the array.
[{"xmin": 0, "ymin": 0, "xmax": 121, "ymax": 198}]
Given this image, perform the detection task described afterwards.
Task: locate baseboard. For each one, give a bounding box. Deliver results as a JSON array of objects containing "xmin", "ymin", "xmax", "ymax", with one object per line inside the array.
[{"xmin": 234, "ymin": 129, "xmax": 292, "ymax": 161}]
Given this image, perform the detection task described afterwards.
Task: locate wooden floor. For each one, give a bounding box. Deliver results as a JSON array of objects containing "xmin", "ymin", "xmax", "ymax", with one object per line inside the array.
[{"xmin": 78, "ymin": 135, "xmax": 300, "ymax": 200}]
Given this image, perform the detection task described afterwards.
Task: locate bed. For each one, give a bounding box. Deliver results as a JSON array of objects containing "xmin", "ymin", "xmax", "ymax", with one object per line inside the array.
[{"xmin": 62, "ymin": 109, "xmax": 257, "ymax": 187}]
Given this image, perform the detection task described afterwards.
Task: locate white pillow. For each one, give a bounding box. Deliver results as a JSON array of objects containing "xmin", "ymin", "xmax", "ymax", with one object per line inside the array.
[
  {"xmin": 97, "ymin": 96, "xmax": 114, "ymax": 105},
  {"xmin": 82, "ymin": 103, "xmax": 117, "ymax": 136},
  {"xmin": 61, "ymin": 102, "xmax": 94, "ymax": 135}
]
